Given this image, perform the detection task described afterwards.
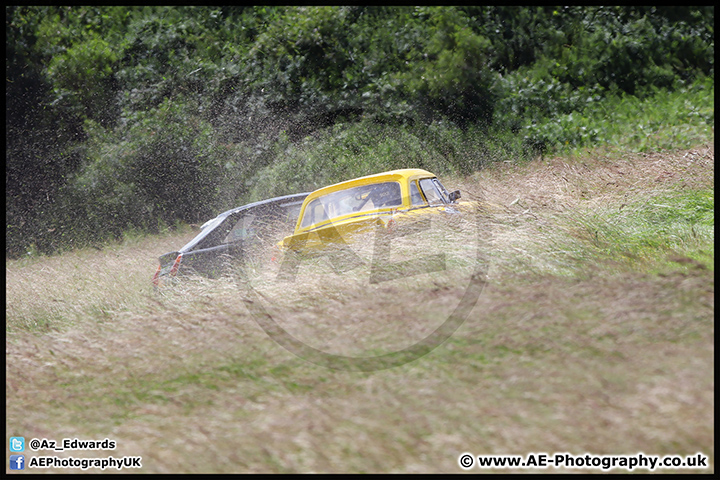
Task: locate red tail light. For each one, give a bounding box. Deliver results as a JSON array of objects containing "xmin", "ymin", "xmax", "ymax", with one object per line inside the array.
[
  {"xmin": 152, "ymin": 253, "xmax": 183, "ymax": 288},
  {"xmin": 152, "ymin": 265, "xmax": 162, "ymax": 286},
  {"xmin": 169, "ymin": 254, "xmax": 183, "ymax": 276}
]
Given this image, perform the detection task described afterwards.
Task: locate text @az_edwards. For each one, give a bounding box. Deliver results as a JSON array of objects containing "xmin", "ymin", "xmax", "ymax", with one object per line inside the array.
[{"xmin": 28, "ymin": 437, "xmax": 116, "ymax": 452}]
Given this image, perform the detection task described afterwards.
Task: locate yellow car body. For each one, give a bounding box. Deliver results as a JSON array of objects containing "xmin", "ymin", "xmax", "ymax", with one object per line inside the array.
[{"xmin": 281, "ymin": 168, "xmax": 473, "ymax": 251}]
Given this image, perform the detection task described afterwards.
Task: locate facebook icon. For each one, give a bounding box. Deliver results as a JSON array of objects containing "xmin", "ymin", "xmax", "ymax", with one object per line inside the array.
[{"xmin": 10, "ymin": 454, "xmax": 25, "ymax": 470}]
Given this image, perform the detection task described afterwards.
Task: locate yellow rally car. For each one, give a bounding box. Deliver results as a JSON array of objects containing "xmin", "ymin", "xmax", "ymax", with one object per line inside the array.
[{"xmin": 281, "ymin": 168, "xmax": 474, "ymax": 251}]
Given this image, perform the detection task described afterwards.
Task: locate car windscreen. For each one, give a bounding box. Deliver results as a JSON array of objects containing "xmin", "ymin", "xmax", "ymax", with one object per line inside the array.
[
  {"xmin": 432, "ymin": 178, "xmax": 452, "ymax": 202},
  {"xmin": 418, "ymin": 178, "xmax": 449, "ymax": 205},
  {"xmin": 300, "ymin": 181, "xmax": 402, "ymax": 228}
]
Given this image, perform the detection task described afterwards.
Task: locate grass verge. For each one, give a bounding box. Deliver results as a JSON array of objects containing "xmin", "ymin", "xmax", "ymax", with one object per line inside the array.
[{"xmin": 6, "ymin": 145, "xmax": 714, "ymax": 473}]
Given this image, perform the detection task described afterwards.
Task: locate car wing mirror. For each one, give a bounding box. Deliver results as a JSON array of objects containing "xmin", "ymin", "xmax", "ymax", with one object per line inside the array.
[{"xmin": 448, "ymin": 190, "xmax": 461, "ymax": 203}]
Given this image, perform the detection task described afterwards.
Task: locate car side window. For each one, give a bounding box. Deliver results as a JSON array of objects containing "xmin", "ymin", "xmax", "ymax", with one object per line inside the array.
[
  {"xmin": 371, "ymin": 182, "xmax": 403, "ymax": 208},
  {"xmin": 418, "ymin": 178, "xmax": 445, "ymax": 205},
  {"xmin": 410, "ymin": 181, "xmax": 426, "ymax": 206},
  {"xmin": 300, "ymin": 182, "xmax": 402, "ymax": 228},
  {"xmin": 223, "ymin": 214, "xmax": 257, "ymax": 244}
]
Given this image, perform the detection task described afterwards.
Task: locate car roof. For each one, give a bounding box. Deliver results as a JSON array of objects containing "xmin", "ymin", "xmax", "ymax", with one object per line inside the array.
[
  {"xmin": 182, "ymin": 192, "xmax": 310, "ymax": 252},
  {"xmin": 212, "ymin": 192, "xmax": 310, "ymax": 221},
  {"xmin": 304, "ymin": 168, "xmax": 436, "ymax": 202}
]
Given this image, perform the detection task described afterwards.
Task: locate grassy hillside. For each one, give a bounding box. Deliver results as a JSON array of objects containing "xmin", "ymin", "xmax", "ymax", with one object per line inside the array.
[{"xmin": 6, "ymin": 144, "xmax": 714, "ymax": 473}]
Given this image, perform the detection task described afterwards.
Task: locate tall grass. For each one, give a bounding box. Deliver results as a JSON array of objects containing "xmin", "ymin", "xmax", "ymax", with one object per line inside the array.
[
  {"xmin": 5, "ymin": 227, "xmax": 197, "ymax": 333},
  {"xmin": 6, "ymin": 146, "xmax": 714, "ymax": 473},
  {"xmin": 569, "ymin": 189, "xmax": 713, "ymax": 269},
  {"xmin": 532, "ymin": 189, "xmax": 713, "ymax": 278},
  {"xmin": 456, "ymin": 143, "xmax": 715, "ymax": 278}
]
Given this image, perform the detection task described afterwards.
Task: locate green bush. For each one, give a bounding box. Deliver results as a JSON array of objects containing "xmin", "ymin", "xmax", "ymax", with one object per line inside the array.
[{"xmin": 5, "ymin": 6, "xmax": 715, "ymax": 257}]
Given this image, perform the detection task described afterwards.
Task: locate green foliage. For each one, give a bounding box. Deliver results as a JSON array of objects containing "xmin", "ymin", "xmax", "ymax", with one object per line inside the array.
[
  {"xmin": 579, "ymin": 77, "xmax": 713, "ymax": 153},
  {"xmin": 515, "ymin": 76, "xmax": 714, "ymax": 156},
  {"xmin": 5, "ymin": 5, "xmax": 715, "ymax": 257},
  {"xmin": 64, "ymin": 99, "xmax": 228, "ymax": 244},
  {"xmin": 47, "ymin": 33, "xmax": 121, "ymax": 124},
  {"xmin": 396, "ymin": 8, "xmax": 497, "ymax": 125},
  {"xmin": 564, "ymin": 187, "xmax": 714, "ymax": 272}
]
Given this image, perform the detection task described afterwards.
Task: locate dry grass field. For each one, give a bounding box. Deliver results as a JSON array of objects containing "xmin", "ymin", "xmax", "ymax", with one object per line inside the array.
[{"xmin": 6, "ymin": 145, "xmax": 714, "ymax": 473}]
